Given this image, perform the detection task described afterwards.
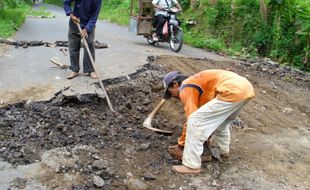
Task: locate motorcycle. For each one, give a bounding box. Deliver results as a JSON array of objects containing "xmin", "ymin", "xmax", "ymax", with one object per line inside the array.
[{"xmin": 146, "ymin": 8, "xmax": 183, "ymax": 53}]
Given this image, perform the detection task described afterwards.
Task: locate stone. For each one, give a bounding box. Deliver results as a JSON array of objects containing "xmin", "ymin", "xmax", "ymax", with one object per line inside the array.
[
  {"xmin": 168, "ymin": 184, "xmax": 177, "ymax": 189},
  {"xmin": 92, "ymin": 154, "xmax": 101, "ymax": 160},
  {"xmin": 126, "ymin": 172, "xmax": 133, "ymax": 178},
  {"xmin": 92, "ymin": 159, "xmax": 109, "ymax": 170},
  {"xmin": 211, "ymin": 180, "xmax": 217, "ymax": 187},
  {"xmin": 139, "ymin": 143, "xmax": 150, "ymax": 151},
  {"xmin": 126, "ymin": 178, "xmax": 149, "ymax": 190},
  {"xmin": 283, "ymin": 108, "xmax": 293, "ymax": 114},
  {"xmin": 93, "ymin": 175, "xmax": 105, "ymax": 187},
  {"xmin": 114, "ymin": 143, "xmax": 122, "ymax": 150},
  {"xmin": 142, "ymin": 172, "xmax": 156, "ymax": 180}
]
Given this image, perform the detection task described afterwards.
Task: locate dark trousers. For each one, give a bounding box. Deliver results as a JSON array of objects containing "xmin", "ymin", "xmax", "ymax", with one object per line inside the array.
[
  {"xmin": 155, "ymin": 14, "xmax": 167, "ymax": 37},
  {"xmin": 68, "ymin": 19, "xmax": 95, "ymax": 73}
]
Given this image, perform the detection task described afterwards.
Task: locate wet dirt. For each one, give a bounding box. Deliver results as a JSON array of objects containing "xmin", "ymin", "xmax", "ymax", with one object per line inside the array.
[
  {"xmin": 0, "ymin": 85, "xmax": 55, "ymax": 107},
  {"xmin": 0, "ymin": 56, "xmax": 309, "ymax": 189}
]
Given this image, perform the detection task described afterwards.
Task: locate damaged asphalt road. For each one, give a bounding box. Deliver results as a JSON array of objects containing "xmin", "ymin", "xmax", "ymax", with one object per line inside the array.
[
  {"xmin": 0, "ymin": 2, "xmax": 309, "ymax": 190},
  {"xmin": 0, "ymin": 63, "xmax": 199, "ymax": 189}
]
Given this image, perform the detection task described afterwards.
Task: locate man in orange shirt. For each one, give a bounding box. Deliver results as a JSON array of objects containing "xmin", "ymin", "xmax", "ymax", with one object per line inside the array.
[{"xmin": 163, "ymin": 70, "xmax": 255, "ymax": 174}]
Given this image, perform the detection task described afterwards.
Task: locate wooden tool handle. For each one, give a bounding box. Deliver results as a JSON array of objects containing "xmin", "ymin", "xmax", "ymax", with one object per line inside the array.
[
  {"xmin": 148, "ymin": 99, "xmax": 166, "ymax": 118},
  {"xmin": 76, "ymin": 23, "xmax": 115, "ymax": 112},
  {"xmin": 50, "ymin": 58, "xmax": 67, "ymax": 69}
]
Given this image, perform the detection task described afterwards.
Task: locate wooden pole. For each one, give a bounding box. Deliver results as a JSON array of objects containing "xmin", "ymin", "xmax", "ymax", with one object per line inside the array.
[{"xmin": 76, "ymin": 23, "xmax": 115, "ymax": 112}]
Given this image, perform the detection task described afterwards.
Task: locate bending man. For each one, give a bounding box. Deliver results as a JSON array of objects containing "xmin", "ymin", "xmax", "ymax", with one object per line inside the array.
[{"xmin": 162, "ymin": 69, "xmax": 255, "ymax": 174}]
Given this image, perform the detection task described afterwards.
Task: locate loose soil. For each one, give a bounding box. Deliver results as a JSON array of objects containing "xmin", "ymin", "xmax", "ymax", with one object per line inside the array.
[{"xmin": 0, "ymin": 56, "xmax": 309, "ymax": 190}]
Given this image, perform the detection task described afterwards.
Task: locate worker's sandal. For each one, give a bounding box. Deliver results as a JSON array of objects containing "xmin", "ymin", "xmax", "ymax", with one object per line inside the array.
[
  {"xmin": 220, "ymin": 153, "xmax": 229, "ymax": 160},
  {"xmin": 89, "ymin": 72, "xmax": 98, "ymax": 79},
  {"xmin": 172, "ymin": 165, "xmax": 201, "ymax": 174},
  {"xmin": 66, "ymin": 72, "xmax": 79, "ymax": 79}
]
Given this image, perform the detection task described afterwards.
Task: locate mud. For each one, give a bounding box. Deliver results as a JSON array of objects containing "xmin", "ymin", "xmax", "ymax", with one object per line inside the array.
[{"xmin": 0, "ymin": 56, "xmax": 310, "ymax": 189}]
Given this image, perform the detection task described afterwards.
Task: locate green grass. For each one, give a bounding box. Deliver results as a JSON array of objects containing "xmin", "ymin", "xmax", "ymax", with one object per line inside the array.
[
  {"xmin": 0, "ymin": 5, "xmax": 30, "ymax": 38},
  {"xmin": 98, "ymin": 0, "xmax": 132, "ymax": 25},
  {"xmin": 43, "ymin": 0, "xmax": 130, "ymax": 25},
  {"xmin": 28, "ymin": 6, "xmax": 55, "ymax": 18},
  {"xmin": 99, "ymin": 5, "xmax": 130, "ymax": 25},
  {"xmin": 43, "ymin": 0, "xmax": 63, "ymax": 7}
]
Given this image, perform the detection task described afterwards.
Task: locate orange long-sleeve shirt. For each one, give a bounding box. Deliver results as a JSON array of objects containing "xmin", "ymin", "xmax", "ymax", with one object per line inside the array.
[{"xmin": 178, "ymin": 69, "xmax": 255, "ymax": 146}]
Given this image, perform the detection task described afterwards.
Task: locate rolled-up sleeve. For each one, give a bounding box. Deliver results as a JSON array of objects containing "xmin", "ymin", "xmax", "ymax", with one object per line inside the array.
[
  {"xmin": 85, "ymin": 0, "xmax": 102, "ymax": 32},
  {"xmin": 64, "ymin": 0, "xmax": 73, "ymax": 16}
]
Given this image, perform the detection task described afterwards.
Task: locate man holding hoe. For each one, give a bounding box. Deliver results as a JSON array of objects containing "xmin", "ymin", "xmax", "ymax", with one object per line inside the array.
[
  {"xmin": 64, "ymin": 0, "xmax": 102, "ymax": 80},
  {"xmin": 162, "ymin": 69, "xmax": 255, "ymax": 174}
]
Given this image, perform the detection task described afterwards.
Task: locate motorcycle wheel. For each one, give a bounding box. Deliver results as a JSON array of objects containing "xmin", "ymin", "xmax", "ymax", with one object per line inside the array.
[{"xmin": 169, "ymin": 29, "xmax": 183, "ymax": 53}]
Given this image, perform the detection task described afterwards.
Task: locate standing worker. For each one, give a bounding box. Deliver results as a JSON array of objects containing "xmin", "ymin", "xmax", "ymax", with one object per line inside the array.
[
  {"xmin": 152, "ymin": 0, "xmax": 182, "ymax": 41},
  {"xmin": 64, "ymin": 0, "xmax": 102, "ymax": 79},
  {"xmin": 162, "ymin": 70, "xmax": 255, "ymax": 174}
]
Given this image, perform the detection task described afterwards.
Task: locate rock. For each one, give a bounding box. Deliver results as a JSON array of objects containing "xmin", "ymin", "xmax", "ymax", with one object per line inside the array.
[
  {"xmin": 283, "ymin": 108, "xmax": 293, "ymax": 114},
  {"xmin": 100, "ymin": 125, "xmax": 108, "ymax": 135},
  {"xmin": 126, "ymin": 178, "xmax": 149, "ymax": 190},
  {"xmin": 92, "ymin": 160, "xmax": 109, "ymax": 170},
  {"xmin": 13, "ymin": 152, "xmax": 23, "ymax": 158},
  {"xmin": 114, "ymin": 143, "xmax": 122, "ymax": 150},
  {"xmin": 126, "ymin": 172, "xmax": 133, "ymax": 178},
  {"xmin": 92, "ymin": 154, "xmax": 101, "ymax": 160},
  {"xmin": 125, "ymin": 101, "xmax": 133, "ymax": 110},
  {"xmin": 139, "ymin": 143, "xmax": 150, "ymax": 151},
  {"xmin": 142, "ymin": 172, "xmax": 156, "ymax": 180},
  {"xmin": 168, "ymin": 184, "xmax": 177, "ymax": 189},
  {"xmin": 211, "ymin": 180, "xmax": 217, "ymax": 187},
  {"xmin": 261, "ymin": 90, "xmax": 267, "ymax": 94},
  {"xmin": 81, "ymin": 108, "xmax": 91, "ymax": 116},
  {"xmin": 92, "ymin": 175, "xmax": 105, "ymax": 187}
]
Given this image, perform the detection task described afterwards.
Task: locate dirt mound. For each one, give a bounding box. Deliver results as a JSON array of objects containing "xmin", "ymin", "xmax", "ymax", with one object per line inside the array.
[
  {"xmin": 0, "ymin": 56, "xmax": 309, "ymax": 189},
  {"xmin": 0, "ymin": 62, "xmax": 192, "ymax": 189}
]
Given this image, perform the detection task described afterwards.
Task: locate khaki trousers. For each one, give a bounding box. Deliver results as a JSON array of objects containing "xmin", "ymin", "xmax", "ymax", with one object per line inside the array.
[{"xmin": 182, "ymin": 98, "xmax": 250, "ymax": 169}]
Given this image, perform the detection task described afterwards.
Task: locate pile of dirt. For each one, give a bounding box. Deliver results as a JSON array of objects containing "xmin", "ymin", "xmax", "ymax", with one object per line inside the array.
[
  {"xmin": 0, "ymin": 62, "xmax": 199, "ymax": 189},
  {"xmin": 1, "ymin": 56, "xmax": 309, "ymax": 189}
]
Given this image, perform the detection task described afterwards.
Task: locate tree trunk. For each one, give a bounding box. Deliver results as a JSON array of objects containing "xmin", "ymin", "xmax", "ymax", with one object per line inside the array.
[
  {"xmin": 0, "ymin": 0, "xmax": 4, "ymax": 10},
  {"xmin": 209, "ymin": 0, "xmax": 218, "ymax": 6},
  {"xmin": 190, "ymin": 0, "xmax": 197, "ymax": 10},
  {"xmin": 259, "ymin": 0, "xmax": 267, "ymax": 22}
]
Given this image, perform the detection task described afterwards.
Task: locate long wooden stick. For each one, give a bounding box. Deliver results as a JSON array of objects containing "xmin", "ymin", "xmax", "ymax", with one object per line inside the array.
[{"xmin": 76, "ymin": 23, "xmax": 115, "ymax": 112}]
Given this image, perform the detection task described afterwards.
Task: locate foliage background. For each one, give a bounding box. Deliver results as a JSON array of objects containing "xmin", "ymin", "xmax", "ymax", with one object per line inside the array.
[
  {"xmin": 179, "ymin": 0, "xmax": 310, "ymax": 71},
  {"xmin": 1, "ymin": 0, "xmax": 309, "ymax": 71},
  {"xmin": 0, "ymin": 0, "xmax": 33, "ymax": 38}
]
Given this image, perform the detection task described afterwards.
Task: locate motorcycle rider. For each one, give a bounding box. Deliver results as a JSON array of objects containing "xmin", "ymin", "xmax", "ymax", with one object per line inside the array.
[{"xmin": 152, "ymin": 0, "xmax": 182, "ymax": 41}]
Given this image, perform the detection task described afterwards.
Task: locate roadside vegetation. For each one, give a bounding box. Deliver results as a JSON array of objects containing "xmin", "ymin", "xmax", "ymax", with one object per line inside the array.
[
  {"xmin": 180, "ymin": 0, "xmax": 310, "ymax": 71},
  {"xmin": 0, "ymin": 0, "xmax": 53, "ymax": 38},
  {"xmin": 3, "ymin": 0, "xmax": 309, "ymax": 71},
  {"xmin": 100, "ymin": 0, "xmax": 309, "ymax": 71},
  {"xmin": 29, "ymin": 6, "xmax": 55, "ymax": 18},
  {"xmin": 0, "ymin": 0, "xmax": 32, "ymax": 38}
]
